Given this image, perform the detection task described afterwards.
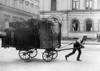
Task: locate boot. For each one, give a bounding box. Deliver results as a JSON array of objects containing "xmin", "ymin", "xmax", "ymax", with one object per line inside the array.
[
  {"xmin": 65, "ymin": 56, "xmax": 68, "ymax": 61},
  {"xmin": 77, "ymin": 59, "xmax": 82, "ymax": 61}
]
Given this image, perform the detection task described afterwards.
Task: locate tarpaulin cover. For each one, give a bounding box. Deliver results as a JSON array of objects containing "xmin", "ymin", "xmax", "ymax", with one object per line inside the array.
[
  {"xmin": 2, "ymin": 27, "xmax": 40, "ymax": 50},
  {"xmin": 39, "ymin": 19, "xmax": 61, "ymax": 49},
  {"xmin": 13, "ymin": 28, "xmax": 40, "ymax": 49},
  {"xmin": 2, "ymin": 19, "xmax": 61, "ymax": 50}
]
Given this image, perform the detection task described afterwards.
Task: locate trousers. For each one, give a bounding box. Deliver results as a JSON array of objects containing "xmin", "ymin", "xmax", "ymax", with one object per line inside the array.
[{"xmin": 65, "ymin": 48, "xmax": 82, "ymax": 60}]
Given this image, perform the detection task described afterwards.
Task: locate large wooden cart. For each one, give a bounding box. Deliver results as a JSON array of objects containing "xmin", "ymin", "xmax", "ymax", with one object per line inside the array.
[{"xmin": 1, "ymin": 18, "xmax": 61, "ymax": 62}]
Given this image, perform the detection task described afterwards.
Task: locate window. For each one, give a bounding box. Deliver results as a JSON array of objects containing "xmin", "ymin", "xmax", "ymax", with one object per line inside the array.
[
  {"xmin": 20, "ymin": 0, "xmax": 24, "ymax": 3},
  {"xmin": 30, "ymin": 3, "xmax": 34, "ymax": 8},
  {"xmin": 4, "ymin": 0, "xmax": 7, "ymax": 5},
  {"xmin": 51, "ymin": 0, "xmax": 56, "ymax": 11},
  {"xmin": 25, "ymin": 1, "xmax": 29, "ymax": 5},
  {"xmin": 85, "ymin": 19, "xmax": 93, "ymax": 32},
  {"xmin": 72, "ymin": 19, "xmax": 79, "ymax": 32},
  {"xmin": 30, "ymin": 3, "xmax": 34, "ymax": 13},
  {"xmin": 25, "ymin": 1, "xmax": 29, "ymax": 12},
  {"xmin": 99, "ymin": 20, "xmax": 100, "ymax": 31},
  {"xmin": 35, "ymin": 0, "xmax": 39, "ymax": 2},
  {"xmin": 35, "ymin": 5, "xmax": 40, "ymax": 10},
  {"xmin": 86, "ymin": 0, "xmax": 93, "ymax": 10},
  {"xmin": 4, "ymin": 18, "xmax": 9, "ymax": 29},
  {"xmin": 72, "ymin": 0, "xmax": 79, "ymax": 10},
  {"xmin": 6, "ymin": 0, "xmax": 10, "ymax": 6},
  {"xmin": 4, "ymin": 15, "xmax": 10, "ymax": 29},
  {"xmin": 19, "ymin": 0, "xmax": 24, "ymax": 10},
  {"xmin": 13, "ymin": 0, "xmax": 17, "ymax": 8}
]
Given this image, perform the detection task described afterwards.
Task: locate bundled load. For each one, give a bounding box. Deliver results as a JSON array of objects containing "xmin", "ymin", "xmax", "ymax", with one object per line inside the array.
[{"xmin": 1, "ymin": 18, "xmax": 61, "ymax": 50}]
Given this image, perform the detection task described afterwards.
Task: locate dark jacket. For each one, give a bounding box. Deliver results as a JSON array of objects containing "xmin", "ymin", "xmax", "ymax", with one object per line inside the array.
[{"xmin": 73, "ymin": 38, "xmax": 84, "ymax": 49}]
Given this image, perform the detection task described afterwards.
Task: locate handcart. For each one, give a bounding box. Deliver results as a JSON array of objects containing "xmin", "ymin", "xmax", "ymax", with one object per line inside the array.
[{"xmin": 1, "ymin": 18, "xmax": 62, "ymax": 62}]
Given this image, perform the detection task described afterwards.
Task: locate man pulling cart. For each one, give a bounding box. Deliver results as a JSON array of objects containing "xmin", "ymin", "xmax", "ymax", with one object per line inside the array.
[{"xmin": 65, "ymin": 36, "xmax": 87, "ymax": 61}]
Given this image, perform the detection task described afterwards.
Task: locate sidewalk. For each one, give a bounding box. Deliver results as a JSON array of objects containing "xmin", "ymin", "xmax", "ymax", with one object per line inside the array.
[{"xmin": 61, "ymin": 39, "xmax": 100, "ymax": 45}]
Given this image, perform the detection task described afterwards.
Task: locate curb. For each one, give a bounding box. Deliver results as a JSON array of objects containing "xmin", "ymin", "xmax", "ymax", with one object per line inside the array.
[{"xmin": 61, "ymin": 41, "xmax": 100, "ymax": 45}]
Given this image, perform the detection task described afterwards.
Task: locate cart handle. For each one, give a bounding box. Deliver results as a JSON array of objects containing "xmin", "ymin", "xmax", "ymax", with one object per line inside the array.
[{"xmin": 56, "ymin": 47, "xmax": 84, "ymax": 52}]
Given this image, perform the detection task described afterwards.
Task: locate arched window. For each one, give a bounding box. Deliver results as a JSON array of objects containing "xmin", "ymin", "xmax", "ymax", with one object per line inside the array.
[
  {"xmin": 4, "ymin": 18, "xmax": 9, "ymax": 29},
  {"xmin": 4, "ymin": 14, "xmax": 10, "ymax": 29},
  {"xmin": 51, "ymin": 0, "xmax": 56, "ymax": 11},
  {"xmin": 86, "ymin": 0, "xmax": 93, "ymax": 10},
  {"xmin": 85, "ymin": 19, "xmax": 93, "ymax": 32},
  {"xmin": 98, "ymin": 20, "xmax": 100, "ymax": 31},
  {"xmin": 72, "ymin": 19, "xmax": 80, "ymax": 32}
]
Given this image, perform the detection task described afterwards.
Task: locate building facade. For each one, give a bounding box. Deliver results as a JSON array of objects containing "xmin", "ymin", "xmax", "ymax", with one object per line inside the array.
[
  {"xmin": 40, "ymin": 0, "xmax": 100, "ymax": 39},
  {"xmin": 0, "ymin": 0, "xmax": 40, "ymax": 30}
]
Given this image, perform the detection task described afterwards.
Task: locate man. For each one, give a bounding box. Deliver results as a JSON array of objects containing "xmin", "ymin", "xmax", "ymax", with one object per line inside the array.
[{"xmin": 65, "ymin": 36, "xmax": 87, "ymax": 61}]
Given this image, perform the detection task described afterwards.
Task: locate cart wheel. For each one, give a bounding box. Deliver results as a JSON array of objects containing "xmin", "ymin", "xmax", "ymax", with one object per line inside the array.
[
  {"xmin": 18, "ymin": 50, "xmax": 30, "ymax": 60},
  {"xmin": 51, "ymin": 50, "xmax": 58, "ymax": 59},
  {"xmin": 42, "ymin": 52, "xmax": 53, "ymax": 62},
  {"xmin": 29, "ymin": 49, "xmax": 37, "ymax": 58}
]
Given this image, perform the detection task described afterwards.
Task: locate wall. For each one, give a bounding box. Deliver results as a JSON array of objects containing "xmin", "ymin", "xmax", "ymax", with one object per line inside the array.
[
  {"xmin": 40, "ymin": 0, "xmax": 100, "ymax": 39},
  {"xmin": 68, "ymin": 11, "xmax": 100, "ymax": 38},
  {"xmin": 0, "ymin": 0, "xmax": 40, "ymax": 31},
  {"xmin": 0, "ymin": 0, "xmax": 40, "ymax": 14}
]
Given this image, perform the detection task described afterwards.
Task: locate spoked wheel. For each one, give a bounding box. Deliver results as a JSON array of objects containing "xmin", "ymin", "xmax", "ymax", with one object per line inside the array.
[
  {"xmin": 42, "ymin": 52, "xmax": 53, "ymax": 62},
  {"xmin": 50, "ymin": 50, "xmax": 58, "ymax": 59},
  {"xmin": 29, "ymin": 49, "xmax": 37, "ymax": 58},
  {"xmin": 18, "ymin": 50, "xmax": 30, "ymax": 60}
]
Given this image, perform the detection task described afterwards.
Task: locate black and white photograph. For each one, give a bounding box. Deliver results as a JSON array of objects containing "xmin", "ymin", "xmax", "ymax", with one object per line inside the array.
[{"xmin": 0, "ymin": 0, "xmax": 100, "ymax": 71}]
